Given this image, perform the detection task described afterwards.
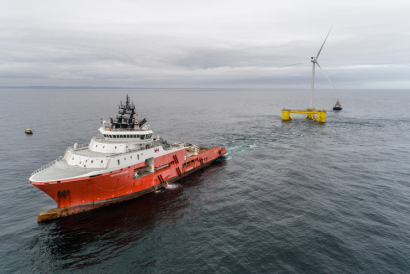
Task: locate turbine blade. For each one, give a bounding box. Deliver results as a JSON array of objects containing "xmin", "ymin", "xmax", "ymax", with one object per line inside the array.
[
  {"xmin": 280, "ymin": 62, "xmax": 306, "ymax": 68},
  {"xmin": 316, "ymin": 62, "xmax": 336, "ymax": 89},
  {"xmin": 316, "ymin": 27, "xmax": 332, "ymax": 60}
]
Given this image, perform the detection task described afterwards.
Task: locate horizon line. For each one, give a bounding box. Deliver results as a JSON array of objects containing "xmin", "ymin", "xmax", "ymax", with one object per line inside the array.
[{"xmin": 0, "ymin": 86, "xmax": 409, "ymax": 90}]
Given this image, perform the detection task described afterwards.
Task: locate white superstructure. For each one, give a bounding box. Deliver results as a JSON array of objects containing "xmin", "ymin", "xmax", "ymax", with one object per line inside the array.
[{"xmin": 30, "ymin": 95, "xmax": 200, "ymax": 182}]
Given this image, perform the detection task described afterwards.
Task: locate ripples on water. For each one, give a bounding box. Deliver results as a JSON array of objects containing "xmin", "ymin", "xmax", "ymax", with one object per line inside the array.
[{"xmin": 1, "ymin": 89, "xmax": 410, "ymax": 273}]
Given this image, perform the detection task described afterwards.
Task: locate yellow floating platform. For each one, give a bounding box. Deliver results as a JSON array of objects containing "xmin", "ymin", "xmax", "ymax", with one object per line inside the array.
[{"xmin": 282, "ymin": 108, "xmax": 326, "ymax": 123}]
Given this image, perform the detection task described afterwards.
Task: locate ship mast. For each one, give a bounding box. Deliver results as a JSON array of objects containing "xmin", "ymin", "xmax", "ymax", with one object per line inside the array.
[{"xmin": 109, "ymin": 95, "xmax": 147, "ymax": 130}]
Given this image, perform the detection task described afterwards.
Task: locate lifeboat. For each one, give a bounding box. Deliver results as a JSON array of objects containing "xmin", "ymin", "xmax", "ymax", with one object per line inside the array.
[{"xmin": 25, "ymin": 129, "xmax": 33, "ymax": 134}]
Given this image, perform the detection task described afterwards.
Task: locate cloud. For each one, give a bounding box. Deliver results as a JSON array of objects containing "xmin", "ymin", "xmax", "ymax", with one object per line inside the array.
[{"xmin": 0, "ymin": 0, "xmax": 409, "ymax": 88}]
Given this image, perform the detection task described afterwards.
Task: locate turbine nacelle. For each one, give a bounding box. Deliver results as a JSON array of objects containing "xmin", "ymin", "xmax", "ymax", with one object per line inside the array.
[{"xmin": 311, "ymin": 57, "xmax": 316, "ymax": 63}]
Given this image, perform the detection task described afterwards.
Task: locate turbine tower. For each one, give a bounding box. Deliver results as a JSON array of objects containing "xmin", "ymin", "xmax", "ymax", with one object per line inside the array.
[{"xmin": 309, "ymin": 27, "xmax": 335, "ymax": 109}]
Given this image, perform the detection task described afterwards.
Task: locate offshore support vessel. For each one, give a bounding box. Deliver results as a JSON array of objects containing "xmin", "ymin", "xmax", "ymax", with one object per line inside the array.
[
  {"xmin": 30, "ymin": 95, "xmax": 227, "ymax": 222},
  {"xmin": 333, "ymin": 99, "xmax": 342, "ymax": 110}
]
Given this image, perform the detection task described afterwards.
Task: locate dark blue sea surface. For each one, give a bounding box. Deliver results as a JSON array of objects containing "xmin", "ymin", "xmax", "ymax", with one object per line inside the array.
[{"xmin": 0, "ymin": 89, "xmax": 410, "ymax": 273}]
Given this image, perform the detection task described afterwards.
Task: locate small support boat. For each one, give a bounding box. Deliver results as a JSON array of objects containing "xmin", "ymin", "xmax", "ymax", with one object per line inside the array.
[
  {"xmin": 25, "ymin": 129, "xmax": 33, "ymax": 134},
  {"xmin": 333, "ymin": 100, "xmax": 342, "ymax": 110}
]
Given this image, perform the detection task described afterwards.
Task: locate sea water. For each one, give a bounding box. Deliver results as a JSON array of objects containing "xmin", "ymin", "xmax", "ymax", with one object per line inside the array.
[{"xmin": 0, "ymin": 89, "xmax": 409, "ymax": 273}]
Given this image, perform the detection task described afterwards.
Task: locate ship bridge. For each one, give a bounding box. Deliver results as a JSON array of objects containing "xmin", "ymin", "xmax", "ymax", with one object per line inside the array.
[{"xmin": 98, "ymin": 126, "xmax": 153, "ymax": 142}]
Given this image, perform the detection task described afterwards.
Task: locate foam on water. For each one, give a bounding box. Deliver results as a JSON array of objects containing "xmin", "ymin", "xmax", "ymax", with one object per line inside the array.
[{"xmin": 165, "ymin": 183, "xmax": 181, "ymax": 190}]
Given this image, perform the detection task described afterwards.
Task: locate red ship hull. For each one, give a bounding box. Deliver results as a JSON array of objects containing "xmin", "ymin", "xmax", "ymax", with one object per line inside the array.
[{"xmin": 31, "ymin": 146, "xmax": 226, "ymax": 222}]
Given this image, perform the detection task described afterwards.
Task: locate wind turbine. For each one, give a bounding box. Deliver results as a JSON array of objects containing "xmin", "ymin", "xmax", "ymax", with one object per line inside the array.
[
  {"xmin": 281, "ymin": 28, "xmax": 336, "ymax": 123},
  {"xmin": 284, "ymin": 27, "xmax": 336, "ymax": 109}
]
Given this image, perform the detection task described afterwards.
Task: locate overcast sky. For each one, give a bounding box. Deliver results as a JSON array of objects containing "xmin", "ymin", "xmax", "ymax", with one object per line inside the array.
[{"xmin": 1, "ymin": 0, "xmax": 409, "ymax": 89}]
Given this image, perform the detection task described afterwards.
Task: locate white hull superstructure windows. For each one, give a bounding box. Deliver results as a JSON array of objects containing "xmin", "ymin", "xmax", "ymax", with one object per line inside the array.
[{"xmin": 102, "ymin": 133, "xmax": 153, "ymax": 140}]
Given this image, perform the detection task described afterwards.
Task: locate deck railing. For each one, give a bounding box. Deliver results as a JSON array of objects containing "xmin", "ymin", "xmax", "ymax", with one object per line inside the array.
[
  {"xmin": 73, "ymin": 143, "xmax": 89, "ymax": 150},
  {"xmin": 31, "ymin": 156, "xmax": 64, "ymax": 176}
]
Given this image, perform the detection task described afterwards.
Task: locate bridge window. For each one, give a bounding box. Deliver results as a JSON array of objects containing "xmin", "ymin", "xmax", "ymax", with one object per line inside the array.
[
  {"xmin": 137, "ymin": 155, "xmax": 139, "ymax": 160},
  {"xmin": 127, "ymin": 135, "xmax": 130, "ymax": 138},
  {"xmin": 101, "ymin": 160, "xmax": 103, "ymax": 163},
  {"xmin": 91, "ymin": 160, "xmax": 93, "ymax": 163},
  {"xmin": 118, "ymin": 160, "xmax": 120, "ymax": 165},
  {"xmin": 115, "ymin": 146, "xmax": 117, "ymax": 149},
  {"xmin": 113, "ymin": 135, "xmax": 117, "ymax": 138}
]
